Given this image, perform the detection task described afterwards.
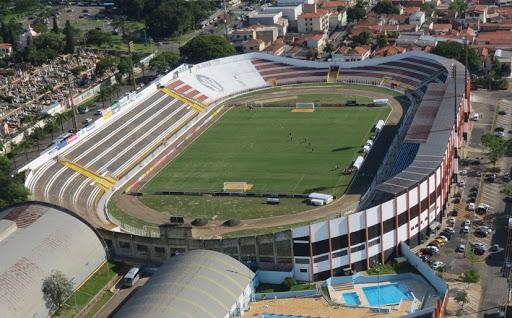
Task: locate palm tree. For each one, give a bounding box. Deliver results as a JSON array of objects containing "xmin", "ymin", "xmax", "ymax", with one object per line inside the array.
[
  {"xmin": 32, "ymin": 127, "xmax": 46, "ymax": 152},
  {"xmin": 55, "ymin": 112, "xmax": 67, "ymax": 133},
  {"xmin": 44, "ymin": 120, "xmax": 58, "ymax": 140},
  {"xmin": 18, "ymin": 139, "xmax": 32, "ymax": 161}
]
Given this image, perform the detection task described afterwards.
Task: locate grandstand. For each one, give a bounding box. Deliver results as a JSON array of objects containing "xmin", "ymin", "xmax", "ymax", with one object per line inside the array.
[{"xmin": 21, "ymin": 51, "xmax": 469, "ymax": 307}]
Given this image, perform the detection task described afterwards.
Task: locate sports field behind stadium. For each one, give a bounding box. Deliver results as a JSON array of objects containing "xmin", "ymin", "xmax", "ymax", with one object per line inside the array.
[{"xmin": 140, "ymin": 106, "xmax": 389, "ymax": 219}]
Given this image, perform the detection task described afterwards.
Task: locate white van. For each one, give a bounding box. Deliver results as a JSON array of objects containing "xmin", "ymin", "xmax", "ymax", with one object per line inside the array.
[{"xmin": 123, "ymin": 267, "xmax": 141, "ymax": 287}]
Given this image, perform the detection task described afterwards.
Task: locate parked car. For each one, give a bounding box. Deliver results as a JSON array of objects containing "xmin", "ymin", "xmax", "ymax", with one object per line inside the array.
[
  {"xmin": 468, "ymin": 203, "xmax": 476, "ymax": 211},
  {"xmin": 456, "ymin": 244, "xmax": 465, "ymax": 253},
  {"xmin": 458, "ymin": 179, "xmax": 465, "ymax": 187},
  {"xmin": 463, "ymin": 219, "xmax": 471, "ymax": 227},
  {"xmin": 462, "ymin": 225, "xmax": 470, "ymax": 233},
  {"xmin": 422, "ymin": 246, "xmax": 439, "ymax": 254},
  {"xmin": 499, "ymin": 110, "xmax": 507, "ymax": 115},
  {"xmin": 448, "ymin": 217, "xmax": 456, "ymax": 225},
  {"xmin": 444, "ymin": 227, "xmax": 455, "ymax": 234},
  {"xmin": 432, "ymin": 261, "xmax": 445, "ymax": 270},
  {"xmin": 452, "ymin": 209, "xmax": 458, "ymax": 216},
  {"xmin": 473, "ymin": 247, "xmax": 485, "ymax": 255},
  {"xmin": 470, "ymin": 186, "xmax": 478, "ymax": 192},
  {"xmin": 472, "ymin": 241, "xmax": 486, "ymax": 250},
  {"xmin": 495, "ymin": 131, "xmax": 505, "ymax": 138},
  {"xmin": 440, "ymin": 231, "xmax": 452, "ymax": 240},
  {"xmin": 491, "ymin": 244, "xmax": 500, "ymax": 252},
  {"xmin": 436, "ymin": 235, "xmax": 449, "ymax": 242},
  {"xmin": 433, "ymin": 238, "xmax": 445, "ymax": 246},
  {"xmin": 474, "ymin": 229, "xmax": 488, "ymax": 237},
  {"xmin": 495, "ymin": 126, "xmax": 505, "ymax": 132}
]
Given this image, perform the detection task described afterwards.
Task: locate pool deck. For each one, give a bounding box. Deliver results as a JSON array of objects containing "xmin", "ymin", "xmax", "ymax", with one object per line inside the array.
[{"xmin": 244, "ymin": 297, "xmax": 414, "ymax": 318}]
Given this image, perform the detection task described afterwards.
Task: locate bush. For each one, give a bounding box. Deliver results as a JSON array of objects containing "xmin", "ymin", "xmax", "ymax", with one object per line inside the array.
[
  {"xmin": 191, "ymin": 218, "xmax": 208, "ymax": 226},
  {"xmin": 463, "ymin": 268, "xmax": 480, "ymax": 283},
  {"xmin": 223, "ymin": 219, "xmax": 240, "ymax": 227},
  {"xmin": 282, "ymin": 277, "xmax": 298, "ymax": 290}
]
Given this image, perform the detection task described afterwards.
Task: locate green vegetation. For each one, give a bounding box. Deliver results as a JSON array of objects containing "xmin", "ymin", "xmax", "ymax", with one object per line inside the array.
[
  {"xmin": 352, "ymin": 31, "xmax": 371, "ymax": 46},
  {"xmin": 84, "ymin": 291, "xmax": 114, "ymax": 318},
  {"xmin": 481, "ymin": 133, "xmax": 509, "ymax": 168},
  {"xmin": 367, "ymin": 262, "xmax": 419, "ymax": 275},
  {"xmin": 347, "ymin": 1, "xmax": 366, "ymax": 22},
  {"xmin": 431, "ymin": 42, "xmax": 483, "ymax": 75},
  {"xmin": 0, "ymin": 156, "xmax": 30, "ymax": 209},
  {"xmin": 120, "ymin": 0, "xmax": 213, "ymax": 38},
  {"xmin": 107, "ymin": 199, "xmax": 157, "ymax": 229},
  {"xmin": 143, "ymin": 107, "xmax": 386, "ymax": 194},
  {"xmin": 256, "ymin": 278, "xmax": 316, "ymax": 293},
  {"xmin": 149, "ymin": 51, "xmax": 180, "ymax": 74},
  {"xmin": 141, "ymin": 106, "xmax": 388, "ymax": 219},
  {"xmin": 462, "ymin": 268, "xmax": 480, "ymax": 284},
  {"xmin": 373, "ymin": 1, "xmax": 400, "ymax": 14},
  {"xmin": 260, "ymin": 93, "xmax": 373, "ymax": 106},
  {"xmin": 53, "ymin": 262, "xmax": 120, "ymax": 317},
  {"xmin": 180, "ymin": 34, "xmax": 235, "ymax": 63},
  {"xmin": 141, "ymin": 195, "xmax": 311, "ymax": 220}
]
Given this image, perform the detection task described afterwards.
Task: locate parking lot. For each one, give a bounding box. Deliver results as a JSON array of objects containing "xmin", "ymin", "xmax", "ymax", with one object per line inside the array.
[{"xmin": 412, "ymin": 92, "xmax": 512, "ymax": 317}]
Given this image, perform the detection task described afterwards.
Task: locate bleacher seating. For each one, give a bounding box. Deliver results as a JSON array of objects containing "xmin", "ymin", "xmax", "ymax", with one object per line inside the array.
[{"xmin": 388, "ymin": 143, "xmax": 420, "ymax": 177}]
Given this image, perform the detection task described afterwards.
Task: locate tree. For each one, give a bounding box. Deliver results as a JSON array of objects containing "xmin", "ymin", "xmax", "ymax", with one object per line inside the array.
[
  {"xmin": 95, "ymin": 56, "xmax": 118, "ymax": 77},
  {"xmin": 282, "ymin": 277, "xmax": 298, "ymax": 290},
  {"xmin": 149, "ymin": 51, "xmax": 179, "ymax": 74},
  {"xmin": 63, "ymin": 20, "xmax": 74, "ymax": 54},
  {"xmin": 52, "ymin": 15, "xmax": 59, "ymax": 33},
  {"xmin": 31, "ymin": 127, "xmax": 46, "ymax": 152},
  {"xmin": 323, "ymin": 42, "xmax": 335, "ymax": 56},
  {"xmin": 449, "ymin": 0, "xmax": 468, "ymax": 14},
  {"xmin": 352, "ymin": 31, "xmax": 371, "ymax": 46},
  {"xmin": 454, "ymin": 290, "xmax": 469, "ymax": 312},
  {"xmin": 42, "ymin": 270, "xmax": 73, "ymax": 310},
  {"xmin": 492, "ymin": 58, "xmax": 511, "ymax": 78},
  {"xmin": 117, "ymin": 56, "xmax": 132, "ymax": 78},
  {"xmin": 373, "ymin": 0, "xmax": 400, "ymax": 14},
  {"xmin": 431, "ymin": 42, "xmax": 483, "ymax": 75},
  {"xmin": 0, "ymin": 155, "xmax": 30, "ymax": 208},
  {"xmin": 377, "ymin": 34, "xmax": 388, "ymax": 48},
  {"xmin": 481, "ymin": 134, "xmax": 509, "ymax": 167},
  {"xmin": 85, "ymin": 29, "xmax": 112, "ymax": 46},
  {"xmin": 462, "ymin": 268, "xmax": 480, "ymax": 283},
  {"xmin": 347, "ymin": 2, "xmax": 366, "ymax": 22},
  {"xmin": 180, "ymin": 34, "xmax": 235, "ymax": 63}
]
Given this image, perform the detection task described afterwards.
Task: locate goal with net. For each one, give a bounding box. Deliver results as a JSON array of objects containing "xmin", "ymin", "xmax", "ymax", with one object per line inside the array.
[
  {"xmin": 292, "ymin": 102, "xmax": 316, "ymax": 113},
  {"xmin": 223, "ymin": 182, "xmax": 253, "ymax": 193}
]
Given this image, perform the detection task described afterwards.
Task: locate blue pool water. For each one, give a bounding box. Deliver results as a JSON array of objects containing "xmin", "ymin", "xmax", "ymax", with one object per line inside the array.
[
  {"xmin": 261, "ymin": 315, "xmax": 312, "ymax": 318},
  {"xmin": 362, "ymin": 283, "xmax": 413, "ymax": 306},
  {"xmin": 342, "ymin": 292, "xmax": 361, "ymax": 306}
]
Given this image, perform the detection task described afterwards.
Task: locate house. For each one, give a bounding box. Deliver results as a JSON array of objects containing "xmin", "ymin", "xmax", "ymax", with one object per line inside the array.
[
  {"xmin": 277, "ymin": 0, "xmax": 315, "ymax": 5},
  {"xmin": 263, "ymin": 38, "xmax": 285, "ymax": 56},
  {"xmin": 373, "ymin": 45, "xmax": 407, "ymax": 57},
  {"xmin": 255, "ymin": 26, "xmax": 279, "ymax": 44},
  {"xmin": 328, "ymin": 11, "xmax": 347, "ymax": 30},
  {"xmin": 494, "ymin": 49, "xmax": 512, "ymax": 77},
  {"xmin": 0, "ymin": 43, "xmax": 12, "ymax": 57},
  {"xmin": 298, "ymin": 9, "xmax": 330, "ymax": 33},
  {"xmin": 476, "ymin": 31, "xmax": 512, "ymax": 48},
  {"xmin": 409, "ymin": 11, "xmax": 425, "ymax": 26},
  {"xmin": 305, "ymin": 33, "xmax": 327, "ymax": 52},
  {"xmin": 431, "ymin": 23, "xmax": 452, "ymax": 34},
  {"xmin": 243, "ymin": 38, "xmax": 266, "ymax": 52},
  {"xmin": 320, "ymin": 1, "xmax": 352, "ymax": 10},
  {"xmin": 466, "ymin": 5, "xmax": 488, "ymax": 23},
  {"xmin": 332, "ymin": 46, "xmax": 371, "ymax": 61},
  {"xmin": 229, "ymin": 29, "xmax": 256, "ymax": 47}
]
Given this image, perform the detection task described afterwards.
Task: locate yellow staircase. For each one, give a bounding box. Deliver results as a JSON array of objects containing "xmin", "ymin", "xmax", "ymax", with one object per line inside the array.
[
  {"xmin": 160, "ymin": 87, "xmax": 206, "ymax": 112},
  {"xmin": 58, "ymin": 156, "xmax": 117, "ymax": 190},
  {"xmin": 327, "ymin": 66, "xmax": 340, "ymax": 83}
]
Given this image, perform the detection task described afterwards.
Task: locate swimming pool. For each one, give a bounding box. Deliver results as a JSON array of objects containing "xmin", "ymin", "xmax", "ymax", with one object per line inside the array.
[
  {"xmin": 342, "ymin": 292, "xmax": 361, "ymax": 306},
  {"xmin": 362, "ymin": 283, "xmax": 413, "ymax": 306},
  {"xmin": 261, "ymin": 315, "xmax": 312, "ymax": 318}
]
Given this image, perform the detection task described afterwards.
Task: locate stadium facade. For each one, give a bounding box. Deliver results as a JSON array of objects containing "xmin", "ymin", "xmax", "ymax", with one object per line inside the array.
[{"xmin": 22, "ymin": 52, "xmax": 468, "ymax": 287}]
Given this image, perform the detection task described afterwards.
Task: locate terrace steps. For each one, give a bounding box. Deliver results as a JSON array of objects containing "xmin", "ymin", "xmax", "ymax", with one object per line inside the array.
[{"xmin": 332, "ymin": 281, "xmax": 354, "ymax": 291}]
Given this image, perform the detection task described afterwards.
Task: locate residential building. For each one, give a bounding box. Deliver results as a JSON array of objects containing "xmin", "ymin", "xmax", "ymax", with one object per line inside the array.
[
  {"xmin": 476, "ymin": 31, "xmax": 512, "ymax": 48},
  {"xmin": 249, "ymin": 12, "xmax": 283, "ymax": 25},
  {"xmin": 19, "ymin": 25, "xmax": 40, "ymax": 48},
  {"xmin": 409, "ymin": 11, "xmax": 425, "ymax": 26},
  {"xmin": 466, "ymin": 5, "xmax": 488, "ymax": 23},
  {"xmin": 262, "ymin": 5, "xmax": 303, "ymax": 22},
  {"xmin": 332, "ymin": 46, "xmax": 371, "ymax": 61},
  {"xmin": 373, "ymin": 45, "xmax": 407, "ymax": 57},
  {"xmin": 263, "ymin": 38, "xmax": 286, "ymax": 56},
  {"xmin": 305, "ymin": 33, "xmax": 328, "ymax": 52},
  {"xmin": 243, "ymin": 38, "xmax": 266, "ymax": 52},
  {"xmin": 0, "ymin": 43, "xmax": 12, "ymax": 57},
  {"xmin": 255, "ymin": 26, "xmax": 279, "ymax": 44},
  {"xmin": 277, "ymin": 0, "xmax": 315, "ymax": 5},
  {"xmin": 229, "ymin": 29, "xmax": 256, "ymax": 48},
  {"xmin": 494, "ymin": 49, "xmax": 512, "ymax": 77},
  {"xmin": 431, "ymin": 23, "xmax": 452, "ymax": 34},
  {"xmin": 298, "ymin": 9, "xmax": 330, "ymax": 33},
  {"xmin": 329, "ymin": 11, "xmax": 347, "ymax": 30}
]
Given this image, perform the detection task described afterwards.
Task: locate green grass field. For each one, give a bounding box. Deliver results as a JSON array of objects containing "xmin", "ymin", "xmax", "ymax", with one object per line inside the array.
[{"xmin": 140, "ymin": 106, "xmax": 389, "ymax": 219}]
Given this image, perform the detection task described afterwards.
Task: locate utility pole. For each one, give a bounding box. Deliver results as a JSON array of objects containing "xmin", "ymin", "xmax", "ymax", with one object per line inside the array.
[
  {"xmin": 67, "ymin": 75, "xmax": 78, "ymax": 132},
  {"xmin": 453, "ymin": 63, "xmax": 457, "ymax": 135},
  {"xmin": 223, "ymin": 0, "xmax": 229, "ymax": 39},
  {"xmin": 128, "ymin": 41, "xmax": 136, "ymax": 91}
]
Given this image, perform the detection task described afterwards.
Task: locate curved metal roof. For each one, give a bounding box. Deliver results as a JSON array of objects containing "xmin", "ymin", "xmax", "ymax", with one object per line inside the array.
[
  {"xmin": 0, "ymin": 202, "xmax": 107, "ymax": 318},
  {"xmin": 114, "ymin": 249, "xmax": 255, "ymax": 318}
]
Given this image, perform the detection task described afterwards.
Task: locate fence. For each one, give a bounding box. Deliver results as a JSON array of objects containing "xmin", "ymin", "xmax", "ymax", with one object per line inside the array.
[{"xmin": 253, "ymin": 289, "xmax": 320, "ymax": 301}]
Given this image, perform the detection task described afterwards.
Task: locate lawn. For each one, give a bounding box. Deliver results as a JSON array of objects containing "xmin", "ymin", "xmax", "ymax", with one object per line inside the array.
[
  {"xmin": 140, "ymin": 106, "xmax": 389, "ymax": 219},
  {"xmin": 143, "ymin": 107, "xmax": 388, "ymax": 194},
  {"xmin": 261, "ymin": 93, "xmax": 373, "ymax": 106},
  {"xmin": 53, "ymin": 262, "xmax": 120, "ymax": 317}
]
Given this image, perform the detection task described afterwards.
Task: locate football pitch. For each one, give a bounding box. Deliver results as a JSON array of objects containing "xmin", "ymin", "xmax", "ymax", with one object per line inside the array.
[{"xmin": 142, "ymin": 106, "xmax": 389, "ymax": 197}]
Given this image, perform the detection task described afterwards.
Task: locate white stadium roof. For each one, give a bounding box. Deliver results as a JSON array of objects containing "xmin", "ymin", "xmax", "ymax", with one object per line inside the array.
[{"xmin": 0, "ymin": 202, "xmax": 107, "ymax": 318}]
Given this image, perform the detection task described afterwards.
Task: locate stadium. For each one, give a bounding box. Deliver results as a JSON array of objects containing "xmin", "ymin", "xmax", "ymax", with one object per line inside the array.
[{"xmin": 21, "ymin": 51, "xmax": 468, "ymax": 289}]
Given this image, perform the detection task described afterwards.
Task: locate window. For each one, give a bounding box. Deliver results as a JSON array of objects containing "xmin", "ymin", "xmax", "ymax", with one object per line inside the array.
[
  {"xmin": 119, "ymin": 241, "xmax": 130, "ymax": 249},
  {"xmin": 137, "ymin": 244, "xmax": 148, "ymax": 252},
  {"xmin": 155, "ymin": 247, "xmax": 165, "ymax": 255},
  {"xmin": 295, "ymin": 258, "xmax": 310, "ymax": 264},
  {"xmin": 314, "ymin": 255, "xmax": 329, "ymax": 263},
  {"xmin": 300, "ymin": 268, "xmax": 308, "ymax": 273},
  {"xmin": 368, "ymin": 238, "xmax": 380, "ymax": 247},
  {"xmin": 351, "ymin": 244, "xmax": 365, "ymax": 253},
  {"xmin": 332, "ymin": 249, "xmax": 348, "ymax": 258}
]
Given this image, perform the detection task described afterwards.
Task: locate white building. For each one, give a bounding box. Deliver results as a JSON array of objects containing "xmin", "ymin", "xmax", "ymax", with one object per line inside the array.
[
  {"xmin": 495, "ymin": 49, "xmax": 512, "ymax": 77},
  {"xmin": 249, "ymin": 11, "xmax": 283, "ymax": 25},
  {"xmin": 331, "ymin": 46, "xmax": 371, "ymax": 62},
  {"xmin": 0, "ymin": 43, "xmax": 12, "ymax": 57},
  {"xmin": 409, "ymin": 11, "xmax": 425, "ymax": 26},
  {"xmin": 262, "ymin": 4, "xmax": 303, "ymax": 22},
  {"xmin": 298, "ymin": 9, "xmax": 330, "ymax": 34},
  {"xmin": 277, "ymin": 0, "xmax": 315, "ymax": 5}
]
